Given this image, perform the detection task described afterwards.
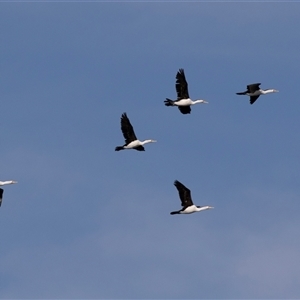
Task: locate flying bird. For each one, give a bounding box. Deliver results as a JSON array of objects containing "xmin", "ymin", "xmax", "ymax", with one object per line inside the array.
[
  {"xmin": 236, "ymin": 83, "xmax": 279, "ymax": 104},
  {"xmin": 170, "ymin": 180, "xmax": 213, "ymax": 215},
  {"xmin": 0, "ymin": 180, "xmax": 17, "ymax": 207},
  {"xmin": 164, "ymin": 68, "xmax": 208, "ymax": 114},
  {"xmin": 115, "ymin": 113, "xmax": 156, "ymax": 151}
]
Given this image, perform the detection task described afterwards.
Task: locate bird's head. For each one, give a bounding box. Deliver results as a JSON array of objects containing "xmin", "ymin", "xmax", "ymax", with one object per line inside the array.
[{"xmin": 265, "ymin": 89, "xmax": 279, "ymax": 94}]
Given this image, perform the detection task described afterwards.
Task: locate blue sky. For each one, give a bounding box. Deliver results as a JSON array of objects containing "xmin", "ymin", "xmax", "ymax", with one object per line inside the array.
[{"xmin": 1, "ymin": 2, "xmax": 300, "ymax": 299}]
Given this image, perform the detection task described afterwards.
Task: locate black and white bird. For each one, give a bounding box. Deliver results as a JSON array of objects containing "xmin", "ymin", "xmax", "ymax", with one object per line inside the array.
[
  {"xmin": 164, "ymin": 69, "xmax": 208, "ymax": 114},
  {"xmin": 170, "ymin": 180, "xmax": 213, "ymax": 215},
  {"xmin": 0, "ymin": 180, "xmax": 17, "ymax": 207},
  {"xmin": 236, "ymin": 83, "xmax": 278, "ymax": 104},
  {"xmin": 115, "ymin": 113, "xmax": 156, "ymax": 151}
]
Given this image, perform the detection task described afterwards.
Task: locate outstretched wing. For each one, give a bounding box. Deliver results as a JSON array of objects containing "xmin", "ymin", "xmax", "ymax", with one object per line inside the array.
[
  {"xmin": 250, "ymin": 95, "xmax": 260, "ymax": 104},
  {"xmin": 176, "ymin": 69, "xmax": 189, "ymax": 100},
  {"xmin": 174, "ymin": 180, "xmax": 193, "ymax": 207},
  {"xmin": 178, "ymin": 106, "xmax": 191, "ymax": 114},
  {"xmin": 120, "ymin": 113, "xmax": 137, "ymax": 144},
  {"xmin": 0, "ymin": 188, "xmax": 3, "ymax": 207},
  {"xmin": 247, "ymin": 83, "xmax": 261, "ymax": 93}
]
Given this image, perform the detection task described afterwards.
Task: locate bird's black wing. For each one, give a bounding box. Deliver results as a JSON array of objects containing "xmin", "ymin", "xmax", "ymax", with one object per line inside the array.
[
  {"xmin": 120, "ymin": 113, "xmax": 137, "ymax": 144},
  {"xmin": 247, "ymin": 83, "xmax": 261, "ymax": 93},
  {"xmin": 176, "ymin": 69, "xmax": 189, "ymax": 100},
  {"xmin": 0, "ymin": 188, "xmax": 3, "ymax": 207},
  {"xmin": 135, "ymin": 145, "xmax": 145, "ymax": 151},
  {"xmin": 174, "ymin": 180, "xmax": 193, "ymax": 207},
  {"xmin": 177, "ymin": 106, "xmax": 191, "ymax": 114},
  {"xmin": 250, "ymin": 95, "xmax": 260, "ymax": 104}
]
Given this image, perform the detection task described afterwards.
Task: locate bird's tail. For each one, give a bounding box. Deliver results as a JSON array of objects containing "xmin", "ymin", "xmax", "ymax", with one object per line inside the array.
[
  {"xmin": 170, "ymin": 211, "xmax": 180, "ymax": 215},
  {"xmin": 236, "ymin": 92, "xmax": 247, "ymax": 95},
  {"xmin": 164, "ymin": 98, "xmax": 175, "ymax": 106},
  {"xmin": 115, "ymin": 146, "xmax": 124, "ymax": 151}
]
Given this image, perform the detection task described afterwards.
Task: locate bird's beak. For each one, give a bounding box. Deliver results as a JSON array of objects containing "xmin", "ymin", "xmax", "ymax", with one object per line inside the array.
[
  {"xmin": 152, "ymin": 140, "xmax": 157, "ymax": 142},
  {"xmin": 275, "ymin": 90, "xmax": 279, "ymax": 92},
  {"xmin": 203, "ymin": 101, "xmax": 209, "ymax": 104},
  {"xmin": 208, "ymin": 206, "xmax": 214, "ymax": 209}
]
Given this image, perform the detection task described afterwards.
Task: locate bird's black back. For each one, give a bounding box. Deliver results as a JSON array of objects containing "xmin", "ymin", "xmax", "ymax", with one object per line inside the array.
[{"xmin": 247, "ymin": 83, "xmax": 261, "ymax": 93}]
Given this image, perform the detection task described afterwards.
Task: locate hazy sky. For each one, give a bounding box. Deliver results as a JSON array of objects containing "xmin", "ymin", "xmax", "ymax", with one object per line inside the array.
[{"xmin": 1, "ymin": 2, "xmax": 300, "ymax": 299}]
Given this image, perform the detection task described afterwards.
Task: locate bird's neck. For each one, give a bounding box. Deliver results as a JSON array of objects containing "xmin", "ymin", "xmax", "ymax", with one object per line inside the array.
[
  {"xmin": 0, "ymin": 181, "xmax": 14, "ymax": 186},
  {"xmin": 141, "ymin": 140, "xmax": 152, "ymax": 145},
  {"xmin": 192, "ymin": 100, "xmax": 205, "ymax": 104},
  {"xmin": 196, "ymin": 206, "xmax": 210, "ymax": 212},
  {"xmin": 261, "ymin": 89, "xmax": 275, "ymax": 95}
]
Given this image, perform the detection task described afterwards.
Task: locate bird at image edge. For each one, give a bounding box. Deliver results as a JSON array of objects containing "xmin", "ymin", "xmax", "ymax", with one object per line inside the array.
[{"xmin": 0, "ymin": 180, "xmax": 17, "ymax": 207}]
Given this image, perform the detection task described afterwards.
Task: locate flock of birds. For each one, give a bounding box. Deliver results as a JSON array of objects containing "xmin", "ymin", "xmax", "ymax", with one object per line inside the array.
[
  {"xmin": 0, "ymin": 69, "xmax": 278, "ymax": 210},
  {"xmin": 115, "ymin": 68, "xmax": 279, "ymax": 215}
]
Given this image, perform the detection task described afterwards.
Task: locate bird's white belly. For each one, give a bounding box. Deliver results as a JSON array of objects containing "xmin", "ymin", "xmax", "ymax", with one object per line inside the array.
[
  {"xmin": 125, "ymin": 140, "xmax": 140, "ymax": 148},
  {"xmin": 248, "ymin": 90, "xmax": 261, "ymax": 96},
  {"xmin": 175, "ymin": 99, "xmax": 192, "ymax": 106},
  {"xmin": 181, "ymin": 205, "xmax": 198, "ymax": 214}
]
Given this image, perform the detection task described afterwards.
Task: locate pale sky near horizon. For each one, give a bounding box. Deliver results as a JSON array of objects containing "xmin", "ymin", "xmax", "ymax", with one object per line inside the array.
[{"xmin": 1, "ymin": 2, "xmax": 300, "ymax": 299}]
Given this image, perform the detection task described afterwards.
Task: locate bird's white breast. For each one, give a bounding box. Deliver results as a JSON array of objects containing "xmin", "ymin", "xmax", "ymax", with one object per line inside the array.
[
  {"xmin": 248, "ymin": 90, "xmax": 261, "ymax": 96},
  {"xmin": 181, "ymin": 205, "xmax": 198, "ymax": 214},
  {"xmin": 125, "ymin": 140, "xmax": 140, "ymax": 148},
  {"xmin": 175, "ymin": 99, "xmax": 192, "ymax": 106}
]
